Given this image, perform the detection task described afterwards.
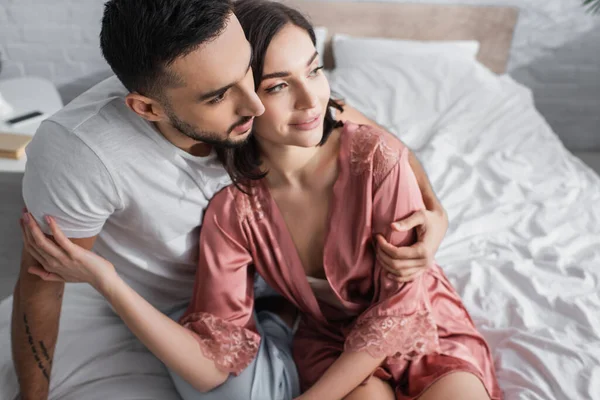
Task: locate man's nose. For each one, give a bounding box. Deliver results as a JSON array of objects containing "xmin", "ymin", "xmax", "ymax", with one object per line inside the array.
[{"xmin": 239, "ymin": 89, "xmax": 265, "ymax": 117}]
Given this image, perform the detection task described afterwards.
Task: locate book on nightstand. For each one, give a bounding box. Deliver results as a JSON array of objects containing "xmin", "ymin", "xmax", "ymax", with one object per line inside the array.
[{"xmin": 0, "ymin": 132, "xmax": 32, "ymax": 159}]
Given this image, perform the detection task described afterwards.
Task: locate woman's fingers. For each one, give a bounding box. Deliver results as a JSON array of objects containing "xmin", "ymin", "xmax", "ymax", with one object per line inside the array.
[
  {"xmin": 24, "ymin": 213, "xmax": 68, "ymax": 262},
  {"xmin": 46, "ymin": 216, "xmax": 75, "ymax": 254},
  {"xmin": 28, "ymin": 266, "xmax": 65, "ymax": 282},
  {"xmin": 21, "ymin": 217, "xmax": 50, "ymax": 264}
]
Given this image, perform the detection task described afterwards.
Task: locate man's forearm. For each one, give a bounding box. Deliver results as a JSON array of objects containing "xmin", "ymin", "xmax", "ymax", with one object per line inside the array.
[
  {"xmin": 408, "ymin": 151, "xmax": 446, "ymax": 216},
  {"xmin": 11, "ymin": 260, "xmax": 64, "ymax": 400}
]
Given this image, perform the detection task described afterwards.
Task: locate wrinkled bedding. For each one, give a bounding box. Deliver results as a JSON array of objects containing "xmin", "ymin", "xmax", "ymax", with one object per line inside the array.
[{"xmin": 327, "ymin": 54, "xmax": 600, "ymax": 399}]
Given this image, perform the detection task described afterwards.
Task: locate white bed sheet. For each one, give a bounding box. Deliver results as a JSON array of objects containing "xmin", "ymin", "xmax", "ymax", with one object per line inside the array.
[
  {"xmin": 0, "ymin": 56, "xmax": 599, "ymax": 399},
  {"xmin": 327, "ymin": 55, "xmax": 600, "ymax": 399}
]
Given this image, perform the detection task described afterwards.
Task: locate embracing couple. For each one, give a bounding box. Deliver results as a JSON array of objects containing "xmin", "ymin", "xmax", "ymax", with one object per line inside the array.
[{"xmin": 12, "ymin": 0, "xmax": 501, "ymax": 399}]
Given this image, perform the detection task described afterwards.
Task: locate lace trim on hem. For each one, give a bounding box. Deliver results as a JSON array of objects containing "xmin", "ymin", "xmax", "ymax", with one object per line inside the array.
[{"xmin": 344, "ymin": 311, "xmax": 440, "ymax": 361}]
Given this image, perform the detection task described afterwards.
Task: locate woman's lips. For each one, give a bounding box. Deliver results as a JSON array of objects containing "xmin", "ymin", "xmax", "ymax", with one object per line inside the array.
[{"xmin": 290, "ymin": 114, "xmax": 321, "ymax": 131}]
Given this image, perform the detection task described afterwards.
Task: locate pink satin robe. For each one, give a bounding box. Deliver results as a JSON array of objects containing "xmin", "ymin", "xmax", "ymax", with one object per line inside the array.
[{"xmin": 180, "ymin": 123, "xmax": 502, "ymax": 399}]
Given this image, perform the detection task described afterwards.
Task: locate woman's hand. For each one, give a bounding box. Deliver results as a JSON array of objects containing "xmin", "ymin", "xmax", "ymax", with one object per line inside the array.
[
  {"xmin": 20, "ymin": 211, "xmax": 117, "ymax": 291},
  {"xmin": 376, "ymin": 208, "xmax": 448, "ymax": 282}
]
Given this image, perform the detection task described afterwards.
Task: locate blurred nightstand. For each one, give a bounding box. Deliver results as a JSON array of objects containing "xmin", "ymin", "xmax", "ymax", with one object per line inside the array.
[{"xmin": 0, "ymin": 77, "xmax": 63, "ymax": 173}]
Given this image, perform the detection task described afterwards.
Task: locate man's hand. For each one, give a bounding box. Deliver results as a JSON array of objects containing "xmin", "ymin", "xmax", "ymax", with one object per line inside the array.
[{"xmin": 376, "ymin": 208, "xmax": 448, "ymax": 282}]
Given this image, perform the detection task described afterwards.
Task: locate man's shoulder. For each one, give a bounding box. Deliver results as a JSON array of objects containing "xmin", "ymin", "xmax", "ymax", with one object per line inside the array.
[
  {"xmin": 42, "ymin": 76, "xmax": 146, "ymax": 146},
  {"xmin": 30, "ymin": 76, "xmax": 154, "ymax": 164}
]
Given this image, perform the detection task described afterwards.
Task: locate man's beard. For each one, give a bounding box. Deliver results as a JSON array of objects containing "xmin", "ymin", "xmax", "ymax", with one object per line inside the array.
[{"xmin": 165, "ymin": 106, "xmax": 252, "ymax": 149}]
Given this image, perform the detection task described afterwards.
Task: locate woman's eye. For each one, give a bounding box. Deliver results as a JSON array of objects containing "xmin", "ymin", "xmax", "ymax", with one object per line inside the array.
[
  {"xmin": 208, "ymin": 93, "xmax": 225, "ymax": 105},
  {"xmin": 309, "ymin": 66, "xmax": 324, "ymax": 77},
  {"xmin": 266, "ymin": 83, "xmax": 286, "ymax": 94}
]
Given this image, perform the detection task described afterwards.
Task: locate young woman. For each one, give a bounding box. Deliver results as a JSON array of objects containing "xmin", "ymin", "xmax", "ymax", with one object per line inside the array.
[{"xmin": 20, "ymin": 1, "xmax": 500, "ymax": 399}]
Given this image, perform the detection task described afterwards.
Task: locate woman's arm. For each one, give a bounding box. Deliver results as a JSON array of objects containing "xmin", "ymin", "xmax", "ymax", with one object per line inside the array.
[
  {"xmin": 335, "ymin": 104, "xmax": 443, "ymax": 211},
  {"xmin": 21, "ymin": 215, "xmax": 229, "ymax": 392},
  {"xmin": 337, "ymin": 103, "xmax": 445, "ymax": 214},
  {"xmin": 336, "ymin": 104, "xmax": 448, "ymax": 281},
  {"xmin": 22, "ymin": 194, "xmax": 259, "ymax": 393},
  {"xmin": 98, "ymin": 270, "xmax": 230, "ymax": 392}
]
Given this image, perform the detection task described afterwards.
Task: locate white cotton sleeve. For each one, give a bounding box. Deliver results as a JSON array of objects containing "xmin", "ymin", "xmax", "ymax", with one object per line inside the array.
[{"xmin": 22, "ymin": 120, "xmax": 122, "ymax": 238}]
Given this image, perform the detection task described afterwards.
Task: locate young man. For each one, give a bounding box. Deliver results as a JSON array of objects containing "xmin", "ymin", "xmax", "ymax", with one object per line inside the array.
[{"xmin": 7, "ymin": 0, "xmax": 448, "ymax": 399}]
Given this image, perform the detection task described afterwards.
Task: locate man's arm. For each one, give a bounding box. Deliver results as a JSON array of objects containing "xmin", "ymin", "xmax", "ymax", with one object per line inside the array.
[
  {"xmin": 13, "ymin": 117, "xmax": 120, "ymax": 399},
  {"xmin": 12, "ymin": 235, "xmax": 97, "ymax": 400}
]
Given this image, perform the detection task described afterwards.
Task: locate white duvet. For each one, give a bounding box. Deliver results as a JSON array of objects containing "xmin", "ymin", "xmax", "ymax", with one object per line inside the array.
[
  {"xmin": 1, "ymin": 55, "xmax": 599, "ymax": 399},
  {"xmin": 328, "ymin": 54, "xmax": 600, "ymax": 399}
]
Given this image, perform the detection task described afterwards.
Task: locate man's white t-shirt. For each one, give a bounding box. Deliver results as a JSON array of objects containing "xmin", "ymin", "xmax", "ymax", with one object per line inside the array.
[{"xmin": 23, "ymin": 76, "xmax": 232, "ymax": 311}]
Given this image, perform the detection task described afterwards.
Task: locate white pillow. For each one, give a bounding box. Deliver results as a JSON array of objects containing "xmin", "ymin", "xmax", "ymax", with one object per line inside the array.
[
  {"xmin": 327, "ymin": 53, "xmax": 498, "ymax": 150},
  {"xmin": 333, "ymin": 34, "xmax": 480, "ymax": 68},
  {"xmin": 314, "ymin": 27, "xmax": 328, "ymax": 65}
]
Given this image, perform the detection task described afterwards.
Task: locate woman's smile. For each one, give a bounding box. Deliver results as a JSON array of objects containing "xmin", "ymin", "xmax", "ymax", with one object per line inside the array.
[{"xmin": 289, "ymin": 114, "xmax": 322, "ymax": 131}]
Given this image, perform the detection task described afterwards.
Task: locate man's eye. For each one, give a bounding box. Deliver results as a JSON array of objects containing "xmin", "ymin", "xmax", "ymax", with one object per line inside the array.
[{"xmin": 208, "ymin": 93, "xmax": 226, "ymax": 105}]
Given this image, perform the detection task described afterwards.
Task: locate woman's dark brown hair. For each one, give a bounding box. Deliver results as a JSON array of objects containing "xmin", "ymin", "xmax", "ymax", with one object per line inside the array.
[{"xmin": 216, "ymin": 0, "xmax": 343, "ymax": 190}]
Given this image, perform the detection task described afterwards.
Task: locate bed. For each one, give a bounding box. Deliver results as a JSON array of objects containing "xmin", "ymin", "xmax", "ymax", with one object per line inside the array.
[
  {"xmin": 294, "ymin": 1, "xmax": 600, "ymax": 399},
  {"xmin": 1, "ymin": 1, "xmax": 599, "ymax": 399}
]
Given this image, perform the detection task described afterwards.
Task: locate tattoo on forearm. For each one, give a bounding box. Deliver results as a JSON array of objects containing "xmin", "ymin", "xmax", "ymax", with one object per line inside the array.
[
  {"xmin": 23, "ymin": 314, "xmax": 50, "ymax": 381},
  {"xmin": 39, "ymin": 341, "xmax": 51, "ymax": 364}
]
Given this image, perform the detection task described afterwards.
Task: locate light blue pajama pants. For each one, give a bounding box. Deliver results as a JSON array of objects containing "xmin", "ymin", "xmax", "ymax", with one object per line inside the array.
[{"xmin": 167, "ymin": 306, "xmax": 300, "ymax": 400}]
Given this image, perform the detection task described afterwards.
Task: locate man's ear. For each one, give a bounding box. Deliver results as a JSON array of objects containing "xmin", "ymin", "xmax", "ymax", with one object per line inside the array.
[{"xmin": 125, "ymin": 93, "xmax": 166, "ymax": 122}]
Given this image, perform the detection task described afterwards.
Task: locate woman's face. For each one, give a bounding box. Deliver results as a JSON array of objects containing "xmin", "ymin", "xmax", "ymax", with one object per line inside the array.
[{"xmin": 252, "ymin": 23, "xmax": 331, "ymax": 148}]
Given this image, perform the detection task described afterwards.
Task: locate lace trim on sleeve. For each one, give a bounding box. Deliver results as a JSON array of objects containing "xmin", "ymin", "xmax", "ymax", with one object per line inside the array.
[
  {"xmin": 350, "ymin": 125, "xmax": 401, "ymax": 189},
  {"xmin": 345, "ymin": 311, "xmax": 440, "ymax": 362},
  {"xmin": 181, "ymin": 312, "xmax": 260, "ymax": 375},
  {"xmin": 233, "ymin": 187, "xmax": 266, "ymax": 222}
]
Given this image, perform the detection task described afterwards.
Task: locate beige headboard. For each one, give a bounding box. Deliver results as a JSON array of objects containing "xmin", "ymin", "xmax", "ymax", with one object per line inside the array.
[{"xmin": 281, "ymin": 1, "xmax": 519, "ymax": 74}]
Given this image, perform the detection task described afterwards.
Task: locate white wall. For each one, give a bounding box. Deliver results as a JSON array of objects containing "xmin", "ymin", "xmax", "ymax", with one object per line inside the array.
[
  {"xmin": 0, "ymin": 0, "xmax": 599, "ymax": 149},
  {"xmin": 0, "ymin": 0, "xmax": 109, "ymax": 97}
]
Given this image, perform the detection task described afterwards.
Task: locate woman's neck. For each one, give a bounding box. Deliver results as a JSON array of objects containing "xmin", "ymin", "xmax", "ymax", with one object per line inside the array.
[{"xmin": 257, "ymin": 132, "xmax": 340, "ymax": 189}]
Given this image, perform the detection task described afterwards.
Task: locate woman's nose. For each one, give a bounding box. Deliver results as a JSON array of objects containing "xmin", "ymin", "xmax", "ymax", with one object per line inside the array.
[{"xmin": 295, "ymin": 85, "xmax": 319, "ymax": 110}]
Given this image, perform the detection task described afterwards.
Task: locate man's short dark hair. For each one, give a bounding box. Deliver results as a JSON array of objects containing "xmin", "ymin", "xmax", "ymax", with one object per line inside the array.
[{"xmin": 100, "ymin": 0, "xmax": 233, "ymax": 98}]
